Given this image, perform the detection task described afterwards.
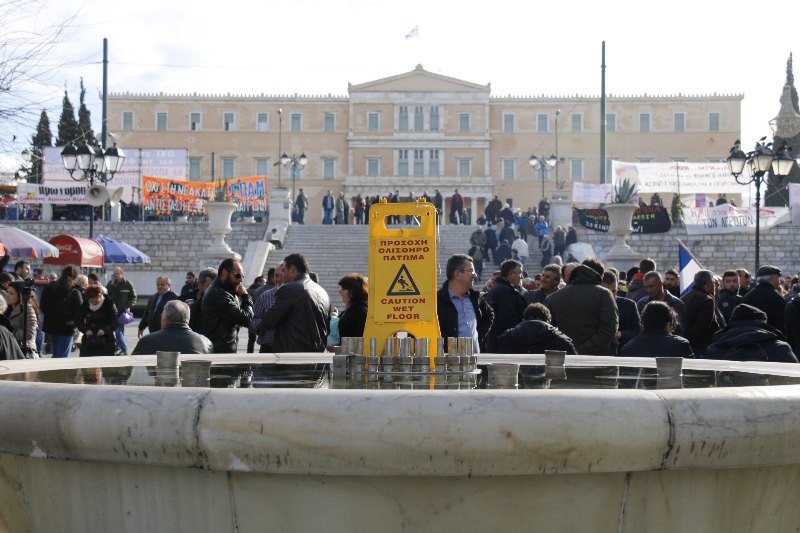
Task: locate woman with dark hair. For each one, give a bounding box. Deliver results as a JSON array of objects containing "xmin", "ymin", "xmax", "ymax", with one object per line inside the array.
[
  {"xmin": 40, "ymin": 265, "xmax": 83, "ymax": 358},
  {"xmin": 78, "ymin": 285, "xmax": 119, "ymax": 357},
  {"xmin": 4, "ymin": 281, "xmax": 39, "ymax": 356},
  {"xmin": 337, "ymin": 273, "xmax": 368, "ymax": 338},
  {"xmin": 620, "ymin": 300, "xmax": 693, "ymax": 358}
]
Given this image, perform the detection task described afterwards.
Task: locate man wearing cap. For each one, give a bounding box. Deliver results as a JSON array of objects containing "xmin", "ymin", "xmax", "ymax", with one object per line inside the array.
[
  {"xmin": 742, "ymin": 265, "xmax": 786, "ymax": 334},
  {"xmin": 703, "ymin": 303, "xmax": 797, "ymax": 363}
]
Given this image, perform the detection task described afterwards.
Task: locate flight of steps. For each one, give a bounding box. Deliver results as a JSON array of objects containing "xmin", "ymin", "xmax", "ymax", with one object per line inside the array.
[{"xmin": 263, "ymin": 223, "xmax": 479, "ymax": 310}]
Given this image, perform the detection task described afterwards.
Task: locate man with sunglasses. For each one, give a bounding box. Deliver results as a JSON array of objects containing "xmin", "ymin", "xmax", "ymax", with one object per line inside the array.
[{"xmin": 202, "ymin": 258, "xmax": 254, "ymax": 353}]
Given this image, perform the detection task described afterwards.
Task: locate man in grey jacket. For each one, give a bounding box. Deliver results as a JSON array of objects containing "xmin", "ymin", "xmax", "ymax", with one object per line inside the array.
[
  {"xmin": 132, "ymin": 300, "xmax": 212, "ymax": 355},
  {"xmin": 257, "ymin": 253, "xmax": 331, "ymax": 352}
]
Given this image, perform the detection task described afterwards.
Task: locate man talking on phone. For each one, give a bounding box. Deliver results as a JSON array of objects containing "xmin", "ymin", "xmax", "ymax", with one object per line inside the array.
[{"xmin": 202, "ymin": 258, "xmax": 254, "ymax": 353}]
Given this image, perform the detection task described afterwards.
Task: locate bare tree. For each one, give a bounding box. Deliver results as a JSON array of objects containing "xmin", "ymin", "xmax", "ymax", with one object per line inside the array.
[{"xmin": 0, "ymin": 0, "xmax": 79, "ymax": 151}]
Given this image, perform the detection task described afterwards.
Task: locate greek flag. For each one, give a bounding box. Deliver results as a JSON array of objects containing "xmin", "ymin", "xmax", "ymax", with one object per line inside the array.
[
  {"xmin": 405, "ymin": 25, "xmax": 419, "ymax": 40},
  {"xmin": 678, "ymin": 239, "xmax": 703, "ymax": 297}
]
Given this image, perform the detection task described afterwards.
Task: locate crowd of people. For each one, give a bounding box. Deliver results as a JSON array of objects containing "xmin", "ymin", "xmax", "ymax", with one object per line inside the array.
[{"xmin": 1, "ymin": 236, "xmax": 799, "ymax": 365}]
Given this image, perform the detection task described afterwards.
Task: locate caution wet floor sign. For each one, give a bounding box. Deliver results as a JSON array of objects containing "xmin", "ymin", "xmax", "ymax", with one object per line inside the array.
[{"xmin": 362, "ymin": 198, "xmax": 440, "ymax": 356}]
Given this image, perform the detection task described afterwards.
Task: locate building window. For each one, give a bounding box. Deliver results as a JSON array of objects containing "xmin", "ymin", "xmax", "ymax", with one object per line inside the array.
[
  {"xmin": 368, "ymin": 112, "xmax": 379, "ymax": 132},
  {"xmin": 674, "ymin": 112, "xmax": 685, "ymax": 132},
  {"xmin": 367, "ymin": 158, "xmax": 380, "ymax": 176},
  {"xmin": 413, "ymin": 149, "xmax": 424, "ymax": 176},
  {"xmin": 398, "ymin": 106, "xmax": 409, "ymax": 132},
  {"xmin": 156, "ymin": 112, "xmax": 167, "ymax": 131},
  {"xmin": 537, "ymin": 114, "xmax": 548, "ymax": 133},
  {"xmin": 709, "ymin": 112, "xmax": 720, "ymax": 132},
  {"xmin": 414, "ymin": 105, "xmax": 424, "ymax": 131},
  {"xmin": 457, "ymin": 158, "xmax": 471, "ymax": 177},
  {"xmin": 257, "ymin": 113, "xmax": 268, "ymax": 132},
  {"xmin": 570, "ymin": 159, "xmax": 584, "ymax": 181},
  {"xmin": 459, "ymin": 113, "xmax": 470, "ymax": 133},
  {"xmin": 122, "ymin": 111, "xmax": 134, "ymax": 131},
  {"xmin": 290, "ymin": 113, "xmax": 302, "ymax": 132},
  {"xmin": 606, "ymin": 113, "xmax": 616, "ymax": 133},
  {"xmin": 255, "ymin": 158, "xmax": 269, "ymax": 176},
  {"xmin": 223, "ymin": 112, "xmax": 235, "ymax": 132},
  {"xmin": 189, "ymin": 157, "xmax": 201, "ymax": 180},
  {"xmin": 502, "ymin": 159, "xmax": 516, "ymax": 180},
  {"xmin": 502, "ymin": 113, "xmax": 514, "ymax": 133},
  {"xmin": 398, "ymin": 149, "xmax": 409, "ymax": 176},
  {"xmin": 324, "ymin": 112, "xmax": 335, "ymax": 133},
  {"xmin": 639, "ymin": 113, "xmax": 651, "ymax": 132},
  {"xmin": 571, "ymin": 113, "xmax": 582, "ymax": 133},
  {"xmin": 222, "ymin": 158, "xmax": 235, "ymax": 179},
  {"xmin": 429, "ymin": 149, "xmax": 440, "ymax": 176},
  {"xmin": 190, "ymin": 112, "xmax": 202, "ymax": 131},
  {"xmin": 430, "ymin": 106, "xmax": 440, "ymax": 131},
  {"xmin": 323, "ymin": 158, "xmax": 335, "ymax": 180}
]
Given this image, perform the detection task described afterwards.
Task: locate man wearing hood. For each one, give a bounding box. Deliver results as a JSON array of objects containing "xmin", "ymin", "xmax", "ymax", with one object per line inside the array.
[
  {"xmin": 546, "ymin": 258, "xmax": 618, "ymax": 355},
  {"xmin": 703, "ymin": 304, "xmax": 797, "ymax": 363}
]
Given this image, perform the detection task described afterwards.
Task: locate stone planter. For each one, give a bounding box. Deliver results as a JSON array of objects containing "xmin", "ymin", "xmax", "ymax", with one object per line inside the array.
[
  {"xmin": 202, "ymin": 201, "xmax": 240, "ymax": 260},
  {"xmin": 603, "ymin": 203, "xmax": 641, "ymax": 269}
]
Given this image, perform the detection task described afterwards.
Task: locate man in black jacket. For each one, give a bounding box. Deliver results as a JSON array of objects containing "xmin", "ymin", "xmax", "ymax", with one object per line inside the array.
[
  {"xmin": 436, "ymin": 254, "xmax": 494, "ymax": 354},
  {"xmin": 742, "ymin": 265, "xmax": 786, "ymax": 334},
  {"xmin": 485, "ymin": 259, "xmax": 527, "ymax": 351},
  {"xmin": 138, "ymin": 276, "xmax": 178, "ymax": 338},
  {"xmin": 202, "ymin": 259, "xmax": 254, "ymax": 353},
  {"xmin": 497, "ymin": 303, "xmax": 576, "ymax": 354},
  {"xmin": 437, "ymin": 254, "xmax": 494, "ymax": 353},
  {"xmin": 257, "ymin": 254, "xmax": 330, "ymax": 352}
]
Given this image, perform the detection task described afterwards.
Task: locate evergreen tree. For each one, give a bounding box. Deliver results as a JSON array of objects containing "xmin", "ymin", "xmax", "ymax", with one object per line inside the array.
[
  {"xmin": 787, "ymin": 53, "xmax": 799, "ymax": 115},
  {"xmin": 78, "ymin": 78, "xmax": 98, "ymax": 147},
  {"xmin": 56, "ymin": 89, "xmax": 81, "ymax": 147},
  {"xmin": 28, "ymin": 110, "xmax": 52, "ymax": 184}
]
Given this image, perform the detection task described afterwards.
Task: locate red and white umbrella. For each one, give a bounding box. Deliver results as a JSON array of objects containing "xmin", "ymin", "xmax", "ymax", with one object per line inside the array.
[{"xmin": 0, "ymin": 225, "xmax": 59, "ymax": 258}]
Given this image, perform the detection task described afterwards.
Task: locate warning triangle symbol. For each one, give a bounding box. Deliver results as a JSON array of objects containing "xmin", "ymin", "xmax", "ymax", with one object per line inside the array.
[{"xmin": 387, "ymin": 264, "xmax": 420, "ymax": 296}]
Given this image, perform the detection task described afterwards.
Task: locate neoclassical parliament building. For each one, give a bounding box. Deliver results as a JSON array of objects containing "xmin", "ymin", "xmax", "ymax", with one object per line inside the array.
[{"xmin": 109, "ymin": 64, "xmax": 741, "ymax": 223}]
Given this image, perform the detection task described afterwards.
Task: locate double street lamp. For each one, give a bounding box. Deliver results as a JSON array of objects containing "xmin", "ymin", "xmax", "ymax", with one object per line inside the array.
[
  {"xmin": 528, "ymin": 154, "xmax": 558, "ymax": 199},
  {"xmin": 280, "ymin": 152, "xmax": 307, "ymax": 203},
  {"xmin": 60, "ymin": 142, "xmax": 126, "ymax": 238},
  {"xmin": 726, "ymin": 137, "xmax": 795, "ymax": 272}
]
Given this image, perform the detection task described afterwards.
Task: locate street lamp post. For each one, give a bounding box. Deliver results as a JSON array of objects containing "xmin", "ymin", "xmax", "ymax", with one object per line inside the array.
[
  {"xmin": 61, "ymin": 142, "xmax": 125, "ymax": 238},
  {"xmin": 528, "ymin": 154, "xmax": 558, "ymax": 200},
  {"xmin": 276, "ymin": 108, "xmax": 283, "ymax": 188},
  {"xmin": 280, "ymin": 152, "xmax": 308, "ymax": 205},
  {"xmin": 726, "ymin": 137, "xmax": 795, "ymax": 272}
]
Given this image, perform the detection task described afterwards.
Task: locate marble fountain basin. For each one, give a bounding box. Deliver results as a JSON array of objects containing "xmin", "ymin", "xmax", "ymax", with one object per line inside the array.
[{"xmin": 1, "ymin": 353, "xmax": 800, "ymax": 533}]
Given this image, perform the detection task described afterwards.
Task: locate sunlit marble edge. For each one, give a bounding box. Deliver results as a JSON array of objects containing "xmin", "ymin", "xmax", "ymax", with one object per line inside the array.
[{"xmin": 2, "ymin": 354, "xmax": 800, "ymax": 476}]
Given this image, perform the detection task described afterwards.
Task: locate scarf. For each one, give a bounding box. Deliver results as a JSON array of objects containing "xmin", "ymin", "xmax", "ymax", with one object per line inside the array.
[{"xmin": 89, "ymin": 295, "xmax": 105, "ymax": 312}]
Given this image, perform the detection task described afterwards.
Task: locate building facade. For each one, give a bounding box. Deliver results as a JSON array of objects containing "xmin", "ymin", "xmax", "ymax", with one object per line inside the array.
[{"xmin": 108, "ymin": 64, "xmax": 742, "ymax": 224}]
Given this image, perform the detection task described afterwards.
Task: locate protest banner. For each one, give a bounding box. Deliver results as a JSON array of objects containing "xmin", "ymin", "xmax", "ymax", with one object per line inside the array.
[{"xmin": 142, "ymin": 176, "xmax": 268, "ymax": 218}]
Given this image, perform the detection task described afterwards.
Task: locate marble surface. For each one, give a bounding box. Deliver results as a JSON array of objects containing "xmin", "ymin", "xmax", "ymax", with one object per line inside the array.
[{"xmin": 3, "ymin": 353, "xmax": 800, "ymax": 532}]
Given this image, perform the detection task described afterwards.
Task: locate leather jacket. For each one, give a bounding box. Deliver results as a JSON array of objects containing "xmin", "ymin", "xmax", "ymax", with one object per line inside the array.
[
  {"xmin": 257, "ymin": 274, "xmax": 330, "ymax": 352},
  {"xmin": 201, "ymin": 280, "xmax": 254, "ymax": 353}
]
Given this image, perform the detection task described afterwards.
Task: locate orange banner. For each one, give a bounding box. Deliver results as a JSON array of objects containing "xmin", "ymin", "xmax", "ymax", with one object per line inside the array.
[{"xmin": 142, "ymin": 176, "xmax": 268, "ymax": 216}]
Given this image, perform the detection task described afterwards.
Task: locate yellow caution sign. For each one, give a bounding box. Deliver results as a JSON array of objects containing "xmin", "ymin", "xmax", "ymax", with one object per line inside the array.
[{"xmin": 363, "ymin": 198, "xmax": 440, "ymax": 357}]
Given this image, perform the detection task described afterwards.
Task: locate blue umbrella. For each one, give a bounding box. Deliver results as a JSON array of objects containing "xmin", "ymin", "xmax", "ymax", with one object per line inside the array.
[{"xmin": 94, "ymin": 235, "xmax": 151, "ymax": 264}]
